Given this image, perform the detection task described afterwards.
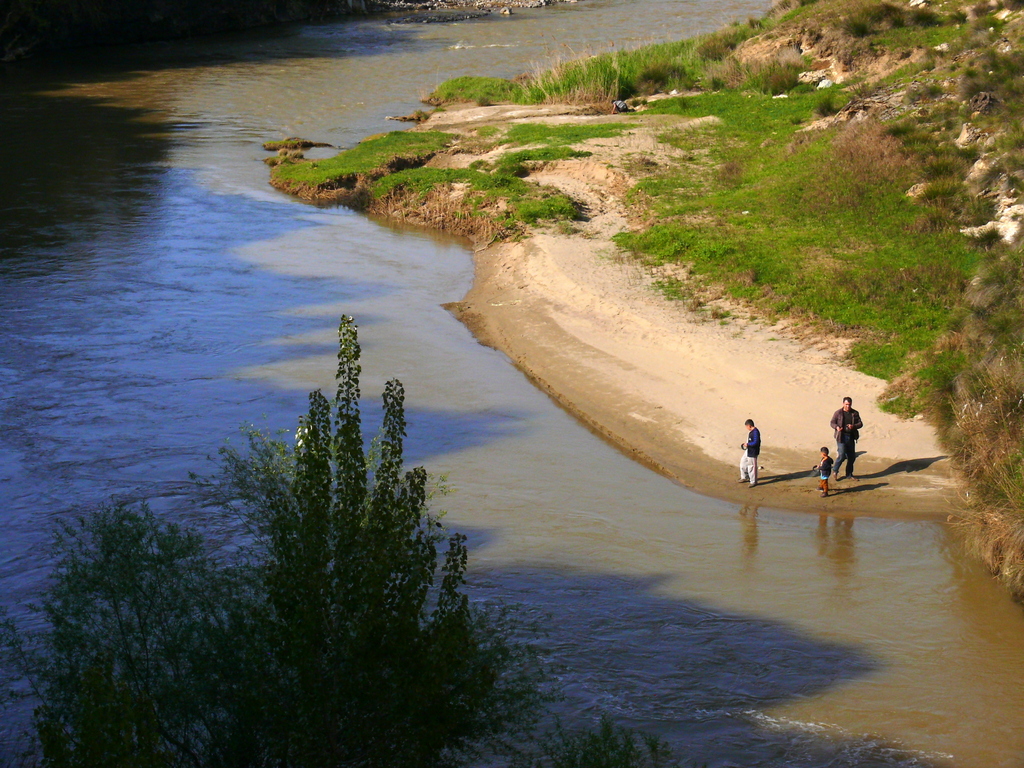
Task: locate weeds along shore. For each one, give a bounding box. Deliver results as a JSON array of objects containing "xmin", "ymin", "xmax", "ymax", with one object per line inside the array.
[{"xmin": 266, "ymin": 0, "xmax": 1024, "ymax": 597}]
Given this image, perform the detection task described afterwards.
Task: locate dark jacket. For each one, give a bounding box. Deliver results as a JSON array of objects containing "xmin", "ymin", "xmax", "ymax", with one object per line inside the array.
[
  {"xmin": 745, "ymin": 427, "xmax": 761, "ymax": 457},
  {"xmin": 819, "ymin": 456, "xmax": 834, "ymax": 477},
  {"xmin": 830, "ymin": 407, "xmax": 863, "ymax": 442}
]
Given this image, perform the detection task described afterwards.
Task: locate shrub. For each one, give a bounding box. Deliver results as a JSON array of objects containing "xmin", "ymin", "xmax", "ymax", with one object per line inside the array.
[
  {"xmin": 909, "ymin": 7, "xmax": 941, "ymax": 26},
  {"xmin": 815, "ymin": 90, "xmax": 840, "ymax": 116}
]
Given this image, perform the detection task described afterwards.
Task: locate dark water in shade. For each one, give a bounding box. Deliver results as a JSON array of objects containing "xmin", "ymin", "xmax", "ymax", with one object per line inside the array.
[{"xmin": 3, "ymin": 2, "xmax": 1024, "ymax": 765}]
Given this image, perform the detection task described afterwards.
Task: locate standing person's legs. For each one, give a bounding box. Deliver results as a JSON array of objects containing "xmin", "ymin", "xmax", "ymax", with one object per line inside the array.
[
  {"xmin": 834, "ymin": 440, "xmax": 848, "ymax": 478},
  {"xmin": 844, "ymin": 440, "xmax": 857, "ymax": 478},
  {"xmin": 741, "ymin": 454, "xmax": 757, "ymax": 483},
  {"xmin": 748, "ymin": 456, "xmax": 758, "ymax": 486}
]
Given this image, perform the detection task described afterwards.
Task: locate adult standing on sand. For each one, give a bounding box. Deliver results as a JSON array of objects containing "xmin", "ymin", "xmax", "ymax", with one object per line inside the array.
[
  {"xmin": 830, "ymin": 396, "xmax": 863, "ymax": 481},
  {"xmin": 740, "ymin": 419, "xmax": 760, "ymax": 488}
]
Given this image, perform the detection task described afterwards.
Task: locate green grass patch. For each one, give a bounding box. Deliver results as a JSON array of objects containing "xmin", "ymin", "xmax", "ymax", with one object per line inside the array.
[
  {"xmin": 504, "ymin": 122, "xmax": 634, "ymax": 147},
  {"xmin": 272, "ymin": 131, "xmax": 453, "ymax": 187},
  {"xmin": 369, "ymin": 167, "xmax": 577, "ymax": 226},
  {"xmin": 616, "ymin": 89, "xmax": 977, "ymax": 380},
  {"xmin": 493, "ymin": 147, "xmax": 593, "ymax": 176},
  {"xmin": 513, "ymin": 195, "xmax": 578, "ymax": 224},
  {"xmin": 370, "ymin": 167, "xmax": 529, "ymax": 198},
  {"xmin": 427, "ymin": 76, "xmax": 527, "ymax": 106}
]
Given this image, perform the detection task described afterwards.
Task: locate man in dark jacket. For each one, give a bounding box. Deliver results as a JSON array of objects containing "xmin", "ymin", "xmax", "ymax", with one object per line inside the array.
[
  {"xmin": 829, "ymin": 396, "xmax": 863, "ymax": 480},
  {"xmin": 739, "ymin": 418, "xmax": 761, "ymax": 487}
]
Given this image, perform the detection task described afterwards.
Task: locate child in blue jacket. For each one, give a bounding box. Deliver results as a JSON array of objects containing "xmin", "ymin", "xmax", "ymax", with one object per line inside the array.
[{"xmin": 815, "ymin": 447, "xmax": 834, "ymax": 498}]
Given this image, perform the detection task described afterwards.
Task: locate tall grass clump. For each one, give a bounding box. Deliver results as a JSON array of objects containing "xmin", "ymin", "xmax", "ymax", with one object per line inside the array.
[
  {"xmin": 518, "ymin": 20, "xmax": 768, "ymax": 104},
  {"xmin": 816, "ymin": 119, "xmax": 914, "ymax": 206},
  {"xmin": 741, "ymin": 48, "xmax": 804, "ymax": 94},
  {"xmin": 522, "ymin": 39, "xmax": 707, "ymax": 103},
  {"xmin": 842, "ymin": 0, "xmax": 906, "ymax": 37},
  {"xmin": 933, "ymin": 249, "xmax": 1024, "ymax": 596},
  {"xmin": 426, "ymin": 17, "xmax": 776, "ymax": 107}
]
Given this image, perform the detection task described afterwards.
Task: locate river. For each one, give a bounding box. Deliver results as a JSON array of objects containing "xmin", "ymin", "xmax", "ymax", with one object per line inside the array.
[{"xmin": 1, "ymin": 1, "xmax": 1023, "ymax": 765}]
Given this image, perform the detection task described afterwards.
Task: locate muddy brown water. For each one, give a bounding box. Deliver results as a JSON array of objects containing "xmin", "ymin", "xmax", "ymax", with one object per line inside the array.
[{"xmin": 2, "ymin": 2, "xmax": 1024, "ymax": 764}]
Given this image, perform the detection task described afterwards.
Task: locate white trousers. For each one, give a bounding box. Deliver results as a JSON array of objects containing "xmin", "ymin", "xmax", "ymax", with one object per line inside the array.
[{"xmin": 740, "ymin": 454, "xmax": 758, "ymax": 485}]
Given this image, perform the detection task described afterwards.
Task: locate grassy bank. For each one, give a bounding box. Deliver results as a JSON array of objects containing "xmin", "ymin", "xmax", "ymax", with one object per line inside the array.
[
  {"xmin": 269, "ymin": 130, "xmax": 579, "ymax": 241},
  {"xmin": 427, "ymin": 2, "xmax": 986, "ymax": 400},
  {"xmin": 421, "ymin": 0, "xmax": 1024, "ymax": 595}
]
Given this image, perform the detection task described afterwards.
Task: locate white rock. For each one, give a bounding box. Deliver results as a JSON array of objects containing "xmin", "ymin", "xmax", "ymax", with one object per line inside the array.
[
  {"xmin": 933, "ymin": 42, "xmax": 950, "ymax": 52},
  {"xmin": 955, "ymin": 123, "xmax": 983, "ymax": 148},
  {"xmin": 798, "ymin": 70, "xmax": 830, "ymax": 84},
  {"xmin": 960, "ymin": 201, "xmax": 1024, "ymax": 244},
  {"xmin": 817, "ymin": 78, "xmax": 834, "ymax": 89},
  {"xmin": 772, "ymin": 93, "xmax": 789, "ymax": 99},
  {"xmin": 966, "ymin": 156, "xmax": 993, "ymax": 186}
]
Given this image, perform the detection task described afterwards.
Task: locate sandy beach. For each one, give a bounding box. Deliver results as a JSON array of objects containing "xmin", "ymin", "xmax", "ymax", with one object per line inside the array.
[{"xmin": 422, "ymin": 103, "xmax": 956, "ymax": 519}]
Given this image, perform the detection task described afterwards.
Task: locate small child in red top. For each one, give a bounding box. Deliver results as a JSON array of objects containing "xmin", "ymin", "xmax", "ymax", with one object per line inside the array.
[{"xmin": 815, "ymin": 447, "xmax": 834, "ymax": 498}]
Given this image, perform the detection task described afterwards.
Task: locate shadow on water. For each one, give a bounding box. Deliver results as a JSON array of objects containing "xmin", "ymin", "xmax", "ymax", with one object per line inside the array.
[
  {"xmin": 466, "ymin": 566, "xmax": 944, "ymax": 768},
  {"xmin": 0, "ymin": 91, "xmax": 168, "ymax": 258},
  {"xmin": 0, "ymin": 170, "xmax": 405, "ymax": 596},
  {"xmin": 0, "ymin": 549, "xmax": 944, "ymax": 768},
  {"xmin": 0, "ymin": 12, "xmax": 437, "ymax": 258},
  {"xmin": 2, "ymin": 12, "xmax": 436, "ymax": 82}
]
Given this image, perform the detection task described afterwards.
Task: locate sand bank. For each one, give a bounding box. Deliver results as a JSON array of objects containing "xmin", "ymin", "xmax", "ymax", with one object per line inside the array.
[{"xmin": 427, "ymin": 104, "xmax": 955, "ymax": 518}]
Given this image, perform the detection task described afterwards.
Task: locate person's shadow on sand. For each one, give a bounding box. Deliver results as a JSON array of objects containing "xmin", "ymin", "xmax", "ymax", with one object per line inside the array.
[
  {"xmin": 756, "ymin": 455, "xmax": 944, "ymax": 489},
  {"xmin": 852, "ymin": 454, "xmax": 946, "ymax": 481},
  {"xmin": 833, "ymin": 481, "xmax": 888, "ymax": 494},
  {"xmin": 756, "ymin": 469, "xmax": 820, "ymax": 486}
]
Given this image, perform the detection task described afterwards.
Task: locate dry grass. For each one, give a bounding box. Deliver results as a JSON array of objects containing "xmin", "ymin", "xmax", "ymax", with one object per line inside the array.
[
  {"xmin": 368, "ymin": 186, "xmax": 509, "ymax": 244},
  {"xmin": 958, "ymin": 509, "xmax": 1024, "ymax": 595},
  {"xmin": 812, "ymin": 119, "xmax": 914, "ymax": 207}
]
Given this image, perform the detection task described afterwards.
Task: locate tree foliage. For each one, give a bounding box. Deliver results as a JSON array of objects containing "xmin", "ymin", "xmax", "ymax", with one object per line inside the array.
[{"xmin": 2, "ymin": 316, "xmax": 541, "ymax": 768}]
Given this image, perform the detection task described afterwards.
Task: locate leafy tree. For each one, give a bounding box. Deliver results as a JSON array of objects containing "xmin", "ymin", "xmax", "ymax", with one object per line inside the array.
[
  {"xmin": 1, "ymin": 316, "xmax": 542, "ymax": 768},
  {"xmin": 215, "ymin": 315, "xmax": 542, "ymax": 766}
]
